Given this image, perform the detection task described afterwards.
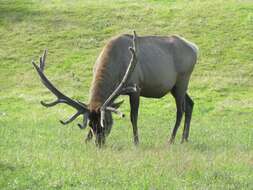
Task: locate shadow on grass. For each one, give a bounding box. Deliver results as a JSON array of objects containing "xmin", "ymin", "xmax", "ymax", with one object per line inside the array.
[
  {"xmin": 190, "ymin": 142, "xmax": 213, "ymax": 152},
  {"xmin": 0, "ymin": 161, "xmax": 16, "ymax": 172}
]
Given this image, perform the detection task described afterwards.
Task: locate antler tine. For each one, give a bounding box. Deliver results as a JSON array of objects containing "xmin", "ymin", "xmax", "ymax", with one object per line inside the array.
[
  {"xmin": 106, "ymin": 107, "xmax": 125, "ymax": 118},
  {"xmin": 100, "ymin": 31, "xmax": 139, "ymax": 127},
  {"xmin": 59, "ymin": 110, "xmax": 82, "ymax": 125},
  {"xmin": 120, "ymin": 84, "xmax": 138, "ymax": 95},
  {"xmin": 77, "ymin": 112, "xmax": 89, "ymax": 129},
  {"xmin": 39, "ymin": 49, "xmax": 47, "ymax": 71},
  {"xmin": 40, "ymin": 99, "xmax": 63, "ymax": 107}
]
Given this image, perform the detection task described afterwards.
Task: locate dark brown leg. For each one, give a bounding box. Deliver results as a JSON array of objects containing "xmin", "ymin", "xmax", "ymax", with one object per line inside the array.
[
  {"xmin": 169, "ymin": 85, "xmax": 186, "ymax": 144},
  {"xmin": 129, "ymin": 92, "xmax": 140, "ymax": 145},
  {"xmin": 181, "ymin": 93, "xmax": 194, "ymax": 143}
]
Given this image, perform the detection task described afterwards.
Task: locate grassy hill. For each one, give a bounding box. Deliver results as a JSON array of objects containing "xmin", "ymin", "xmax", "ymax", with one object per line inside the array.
[{"xmin": 0, "ymin": 0, "xmax": 252, "ymax": 189}]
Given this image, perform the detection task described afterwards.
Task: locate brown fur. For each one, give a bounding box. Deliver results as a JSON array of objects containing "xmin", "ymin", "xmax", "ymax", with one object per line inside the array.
[{"xmin": 88, "ymin": 36, "xmax": 121, "ymax": 112}]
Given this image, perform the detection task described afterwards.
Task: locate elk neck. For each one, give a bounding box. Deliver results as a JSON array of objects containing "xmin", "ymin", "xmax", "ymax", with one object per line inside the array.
[{"xmin": 88, "ymin": 36, "xmax": 126, "ymax": 113}]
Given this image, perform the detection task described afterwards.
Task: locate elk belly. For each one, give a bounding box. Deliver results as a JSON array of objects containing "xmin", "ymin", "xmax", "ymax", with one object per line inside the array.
[{"xmin": 140, "ymin": 79, "xmax": 176, "ymax": 98}]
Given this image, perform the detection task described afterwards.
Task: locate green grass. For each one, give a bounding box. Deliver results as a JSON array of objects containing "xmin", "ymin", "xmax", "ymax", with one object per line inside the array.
[{"xmin": 0, "ymin": 0, "xmax": 253, "ymax": 189}]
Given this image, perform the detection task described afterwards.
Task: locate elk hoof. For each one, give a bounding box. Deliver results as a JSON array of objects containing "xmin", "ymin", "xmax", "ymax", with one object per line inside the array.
[
  {"xmin": 181, "ymin": 138, "xmax": 188, "ymax": 144},
  {"xmin": 168, "ymin": 138, "xmax": 175, "ymax": 144},
  {"xmin": 134, "ymin": 137, "xmax": 139, "ymax": 146}
]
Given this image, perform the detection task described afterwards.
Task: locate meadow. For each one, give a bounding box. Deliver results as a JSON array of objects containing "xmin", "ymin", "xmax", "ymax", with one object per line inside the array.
[{"xmin": 0, "ymin": 0, "xmax": 252, "ymax": 189}]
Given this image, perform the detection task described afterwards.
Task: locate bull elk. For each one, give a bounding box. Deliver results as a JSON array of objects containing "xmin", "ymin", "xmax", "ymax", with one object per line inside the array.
[{"xmin": 32, "ymin": 31, "xmax": 198, "ymax": 147}]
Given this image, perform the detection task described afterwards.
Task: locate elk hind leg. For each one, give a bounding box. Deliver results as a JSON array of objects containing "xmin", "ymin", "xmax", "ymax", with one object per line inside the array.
[
  {"xmin": 169, "ymin": 81, "xmax": 188, "ymax": 144},
  {"xmin": 181, "ymin": 93, "xmax": 194, "ymax": 143}
]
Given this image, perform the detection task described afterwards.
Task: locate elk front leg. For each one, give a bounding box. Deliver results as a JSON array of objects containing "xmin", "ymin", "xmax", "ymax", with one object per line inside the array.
[{"xmin": 129, "ymin": 92, "xmax": 140, "ymax": 145}]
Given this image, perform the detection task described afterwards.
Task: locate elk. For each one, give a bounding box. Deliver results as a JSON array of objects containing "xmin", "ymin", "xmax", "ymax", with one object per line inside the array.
[{"xmin": 32, "ymin": 31, "xmax": 198, "ymax": 147}]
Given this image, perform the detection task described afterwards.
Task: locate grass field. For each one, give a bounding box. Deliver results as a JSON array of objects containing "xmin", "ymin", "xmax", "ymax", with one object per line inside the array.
[{"xmin": 0, "ymin": 0, "xmax": 253, "ymax": 189}]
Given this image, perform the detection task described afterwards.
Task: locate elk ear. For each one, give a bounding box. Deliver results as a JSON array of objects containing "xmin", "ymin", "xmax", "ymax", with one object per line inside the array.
[{"xmin": 111, "ymin": 100, "xmax": 124, "ymax": 109}]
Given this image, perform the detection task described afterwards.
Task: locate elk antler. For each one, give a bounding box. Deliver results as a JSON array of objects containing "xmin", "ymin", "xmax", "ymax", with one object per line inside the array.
[
  {"xmin": 32, "ymin": 49, "xmax": 89, "ymax": 128},
  {"xmin": 100, "ymin": 31, "xmax": 139, "ymax": 127}
]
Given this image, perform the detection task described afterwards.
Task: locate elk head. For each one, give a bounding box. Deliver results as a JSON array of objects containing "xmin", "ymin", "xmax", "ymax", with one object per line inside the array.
[{"xmin": 32, "ymin": 31, "xmax": 138, "ymax": 147}]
